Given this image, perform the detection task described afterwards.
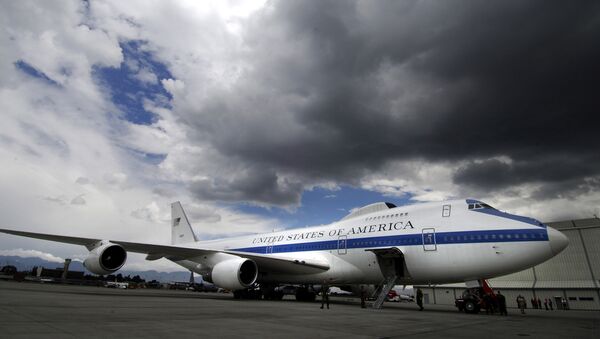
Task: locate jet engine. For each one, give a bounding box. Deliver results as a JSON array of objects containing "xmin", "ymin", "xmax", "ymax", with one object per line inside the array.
[
  {"xmin": 209, "ymin": 257, "xmax": 258, "ymax": 291},
  {"xmin": 83, "ymin": 241, "xmax": 127, "ymax": 275}
]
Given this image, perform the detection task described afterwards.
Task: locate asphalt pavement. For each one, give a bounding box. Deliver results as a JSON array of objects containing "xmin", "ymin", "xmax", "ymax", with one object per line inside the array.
[{"xmin": 0, "ymin": 280, "xmax": 598, "ymax": 338}]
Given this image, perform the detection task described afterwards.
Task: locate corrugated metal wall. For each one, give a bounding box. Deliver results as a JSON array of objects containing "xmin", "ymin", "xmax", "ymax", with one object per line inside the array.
[
  {"xmin": 580, "ymin": 227, "xmax": 600, "ymax": 285},
  {"xmin": 534, "ymin": 227, "xmax": 595, "ymax": 288}
]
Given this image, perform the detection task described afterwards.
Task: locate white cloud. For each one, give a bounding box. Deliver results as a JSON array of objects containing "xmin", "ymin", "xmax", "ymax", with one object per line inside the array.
[
  {"xmin": 70, "ymin": 194, "xmax": 87, "ymax": 206},
  {"xmin": 0, "ymin": 0, "xmax": 278, "ymax": 272},
  {"xmin": 0, "ymin": 249, "xmax": 65, "ymax": 263},
  {"xmin": 133, "ymin": 67, "xmax": 158, "ymax": 85}
]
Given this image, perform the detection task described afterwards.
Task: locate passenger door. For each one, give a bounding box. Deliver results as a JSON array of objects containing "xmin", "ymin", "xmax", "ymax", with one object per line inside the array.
[
  {"xmin": 422, "ymin": 228, "xmax": 437, "ymax": 251},
  {"xmin": 337, "ymin": 235, "xmax": 347, "ymax": 255}
]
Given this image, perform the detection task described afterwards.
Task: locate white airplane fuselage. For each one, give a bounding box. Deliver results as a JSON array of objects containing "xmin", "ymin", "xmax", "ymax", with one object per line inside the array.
[{"xmin": 173, "ymin": 199, "xmax": 568, "ymax": 286}]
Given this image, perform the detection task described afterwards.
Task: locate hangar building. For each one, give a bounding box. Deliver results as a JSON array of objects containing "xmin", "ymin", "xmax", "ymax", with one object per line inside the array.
[{"xmin": 416, "ymin": 218, "xmax": 600, "ymax": 310}]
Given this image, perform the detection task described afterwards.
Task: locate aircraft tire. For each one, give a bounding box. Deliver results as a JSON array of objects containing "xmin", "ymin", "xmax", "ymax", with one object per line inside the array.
[{"xmin": 464, "ymin": 300, "xmax": 478, "ymax": 314}]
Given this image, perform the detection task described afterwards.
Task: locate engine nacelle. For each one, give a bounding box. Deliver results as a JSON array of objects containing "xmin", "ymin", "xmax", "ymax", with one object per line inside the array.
[
  {"xmin": 210, "ymin": 258, "xmax": 258, "ymax": 291},
  {"xmin": 83, "ymin": 241, "xmax": 127, "ymax": 275}
]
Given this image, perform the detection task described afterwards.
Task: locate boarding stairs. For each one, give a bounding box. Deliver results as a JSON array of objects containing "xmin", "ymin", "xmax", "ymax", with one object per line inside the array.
[{"xmin": 372, "ymin": 275, "xmax": 399, "ymax": 309}]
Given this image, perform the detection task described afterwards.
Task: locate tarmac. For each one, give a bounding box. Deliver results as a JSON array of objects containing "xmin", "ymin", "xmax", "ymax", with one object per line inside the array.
[{"xmin": 1, "ymin": 280, "xmax": 598, "ymax": 339}]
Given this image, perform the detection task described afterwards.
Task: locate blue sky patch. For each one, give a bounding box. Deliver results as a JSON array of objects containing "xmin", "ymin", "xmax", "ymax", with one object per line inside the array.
[
  {"xmin": 233, "ymin": 186, "xmax": 413, "ymax": 229},
  {"xmin": 93, "ymin": 40, "xmax": 173, "ymax": 125}
]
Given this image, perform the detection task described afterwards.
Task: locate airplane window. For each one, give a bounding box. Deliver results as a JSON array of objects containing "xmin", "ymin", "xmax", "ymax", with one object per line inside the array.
[
  {"xmin": 480, "ymin": 203, "xmax": 495, "ymax": 209},
  {"xmin": 515, "ymin": 234, "xmax": 519, "ymax": 239},
  {"xmin": 491, "ymin": 234, "xmax": 496, "ymax": 239},
  {"xmin": 468, "ymin": 204, "xmax": 474, "ymax": 210},
  {"xmin": 523, "ymin": 234, "xmax": 528, "ymax": 239},
  {"xmin": 506, "ymin": 234, "xmax": 511, "ymax": 239}
]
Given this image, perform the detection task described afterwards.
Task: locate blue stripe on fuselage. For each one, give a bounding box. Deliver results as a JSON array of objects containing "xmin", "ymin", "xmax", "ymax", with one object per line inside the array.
[{"xmin": 231, "ymin": 228, "xmax": 549, "ymax": 254}]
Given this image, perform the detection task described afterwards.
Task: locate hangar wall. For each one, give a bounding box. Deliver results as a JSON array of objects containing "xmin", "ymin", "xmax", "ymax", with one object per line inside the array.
[{"xmin": 416, "ymin": 218, "xmax": 600, "ymax": 310}]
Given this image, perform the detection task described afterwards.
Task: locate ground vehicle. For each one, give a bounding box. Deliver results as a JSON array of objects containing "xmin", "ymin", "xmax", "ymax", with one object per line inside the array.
[
  {"xmin": 386, "ymin": 290, "xmax": 398, "ymax": 301},
  {"xmin": 455, "ymin": 287, "xmax": 493, "ymax": 313},
  {"xmin": 105, "ymin": 281, "xmax": 128, "ymax": 289}
]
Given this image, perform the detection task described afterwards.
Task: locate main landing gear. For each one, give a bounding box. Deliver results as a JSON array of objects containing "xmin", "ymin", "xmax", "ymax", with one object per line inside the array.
[
  {"xmin": 295, "ymin": 286, "xmax": 316, "ymax": 302},
  {"xmin": 234, "ymin": 284, "xmax": 316, "ymax": 301}
]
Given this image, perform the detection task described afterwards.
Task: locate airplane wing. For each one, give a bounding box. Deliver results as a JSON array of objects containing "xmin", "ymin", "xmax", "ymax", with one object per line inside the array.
[
  {"xmin": 224, "ymin": 251, "xmax": 330, "ymax": 273},
  {"xmin": 0, "ymin": 228, "xmax": 328, "ymax": 274},
  {"xmin": 0, "ymin": 228, "xmax": 216, "ymax": 257},
  {"xmin": 0, "ymin": 229, "xmax": 103, "ymax": 250}
]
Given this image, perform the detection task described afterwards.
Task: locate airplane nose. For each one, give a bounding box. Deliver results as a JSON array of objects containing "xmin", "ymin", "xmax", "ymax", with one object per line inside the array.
[{"xmin": 547, "ymin": 227, "xmax": 569, "ymax": 255}]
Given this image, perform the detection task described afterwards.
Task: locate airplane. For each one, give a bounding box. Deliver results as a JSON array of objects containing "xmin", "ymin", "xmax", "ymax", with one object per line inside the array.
[{"xmin": 0, "ymin": 198, "xmax": 569, "ymax": 306}]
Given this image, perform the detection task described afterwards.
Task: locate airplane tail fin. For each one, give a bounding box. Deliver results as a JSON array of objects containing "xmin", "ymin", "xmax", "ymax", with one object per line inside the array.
[{"xmin": 171, "ymin": 202, "xmax": 198, "ymax": 245}]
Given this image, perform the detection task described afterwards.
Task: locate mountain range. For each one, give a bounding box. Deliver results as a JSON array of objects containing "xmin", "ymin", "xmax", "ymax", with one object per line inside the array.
[{"xmin": 0, "ymin": 255, "xmax": 196, "ymax": 283}]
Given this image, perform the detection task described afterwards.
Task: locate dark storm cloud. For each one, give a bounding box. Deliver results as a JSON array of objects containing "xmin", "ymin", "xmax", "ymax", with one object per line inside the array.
[
  {"xmin": 188, "ymin": 166, "xmax": 304, "ymax": 206},
  {"xmin": 181, "ymin": 0, "xmax": 600, "ymax": 204},
  {"xmin": 454, "ymin": 156, "xmax": 600, "ymax": 193}
]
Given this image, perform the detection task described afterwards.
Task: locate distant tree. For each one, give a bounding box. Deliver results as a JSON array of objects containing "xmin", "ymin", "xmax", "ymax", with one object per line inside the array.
[{"xmin": 1, "ymin": 265, "xmax": 17, "ymax": 275}]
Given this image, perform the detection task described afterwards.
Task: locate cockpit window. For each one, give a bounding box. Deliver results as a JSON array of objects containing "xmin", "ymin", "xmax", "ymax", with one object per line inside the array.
[{"xmin": 468, "ymin": 202, "xmax": 495, "ymax": 210}]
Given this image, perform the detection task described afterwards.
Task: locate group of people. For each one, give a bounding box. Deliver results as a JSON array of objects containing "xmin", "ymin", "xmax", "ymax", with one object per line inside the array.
[
  {"xmin": 480, "ymin": 291, "xmax": 508, "ymax": 315},
  {"xmin": 516, "ymin": 294, "xmax": 571, "ymax": 313}
]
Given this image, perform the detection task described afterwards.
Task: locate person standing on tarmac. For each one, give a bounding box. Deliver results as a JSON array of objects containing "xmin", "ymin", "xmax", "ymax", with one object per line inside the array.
[
  {"xmin": 516, "ymin": 295, "xmax": 526, "ymax": 314},
  {"xmin": 483, "ymin": 293, "xmax": 491, "ymax": 315},
  {"xmin": 360, "ymin": 285, "xmax": 367, "ymax": 308},
  {"xmin": 416, "ymin": 288, "xmax": 424, "ymax": 311},
  {"xmin": 497, "ymin": 291, "xmax": 507, "ymax": 316},
  {"xmin": 320, "ymin": 280, "xmax": 330, "ymax": 309}
]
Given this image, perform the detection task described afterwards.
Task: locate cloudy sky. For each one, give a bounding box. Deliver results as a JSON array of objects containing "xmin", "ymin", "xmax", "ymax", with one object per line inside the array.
[{"xmin": 1, "ymin": 0, "xmax": 599, "ymax": 271}]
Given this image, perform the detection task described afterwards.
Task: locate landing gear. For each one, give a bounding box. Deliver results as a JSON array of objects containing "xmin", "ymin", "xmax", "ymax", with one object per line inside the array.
[
  {"xmin": 233, "ymin": 288, "xmax": 262, "ymax": 299},
  {"xmin": 295, "ymin": 286, "xmax": 316, "ymax": 302},
  {"xmin": 234, "ymin": 284, "xmax": 315, "ymax": 302},
  {"xmin": 262, "ymin": 285, "xmax": 284, "ymax": 300}
]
